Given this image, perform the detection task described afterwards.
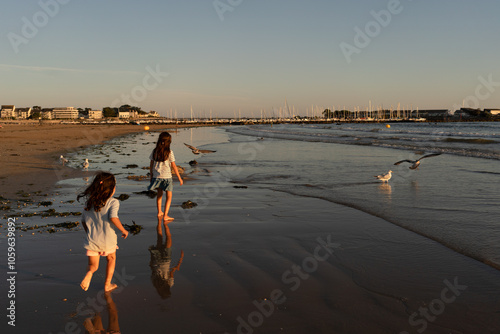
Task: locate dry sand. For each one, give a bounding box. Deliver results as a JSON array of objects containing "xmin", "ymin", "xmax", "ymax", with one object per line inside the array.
[{"xmin": 0, "ymin": 123, "xmax": 194, "ymax": 200}]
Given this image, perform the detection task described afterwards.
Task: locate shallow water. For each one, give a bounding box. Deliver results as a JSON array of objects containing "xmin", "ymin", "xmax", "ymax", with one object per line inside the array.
[
  {"xmin": 11, "ymin": 124, "xmax": 500, "ymax": 270},
  {"xmin": 217, "ymin": 123, "xmax": 500, "ymax": 270}
]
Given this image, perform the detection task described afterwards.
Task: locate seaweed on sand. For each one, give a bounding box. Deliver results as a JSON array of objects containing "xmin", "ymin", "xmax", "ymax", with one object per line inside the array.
[{"xmin": 123, "ymin": 220, "xmax": 143, "ymax": 235}]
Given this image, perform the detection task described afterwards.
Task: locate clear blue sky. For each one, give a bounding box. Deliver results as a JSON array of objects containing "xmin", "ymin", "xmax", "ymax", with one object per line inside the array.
[{"xmin": 1, "ymin": 0, "xmax": 499, "ymax": 117}]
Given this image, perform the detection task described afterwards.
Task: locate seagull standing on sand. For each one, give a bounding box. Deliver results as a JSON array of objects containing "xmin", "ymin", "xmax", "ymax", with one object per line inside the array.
[
  {"xmin": 394, "ymin": 153, "xmax": 441, "ymax": 170},
  {"xmin": 82, "ymin": 159, "xmax": 89, "ymax": 171},
  {"xmin": 374, "ymin": 170, "xmax": 392, "ymax": 183},
  {"xmin": 184, "ymin": 143, "xmax": 216, "ymax": 155},
  {"xmin": 60, "ymin": 155, "xmax": 68, "ymax": 166}
]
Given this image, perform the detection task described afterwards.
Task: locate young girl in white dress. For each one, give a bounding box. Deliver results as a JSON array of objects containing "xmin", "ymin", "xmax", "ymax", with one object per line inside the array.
[
  {"xmin": 78, "ymin": 172, "xmax": 128, "ymax": 292},
  {"xmin": 148, "ymin": 132, "xmax": 183, "ymax": 229}
]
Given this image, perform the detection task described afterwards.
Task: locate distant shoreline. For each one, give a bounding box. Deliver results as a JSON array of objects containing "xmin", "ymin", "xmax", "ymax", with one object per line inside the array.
[{"xmin": 1, "ymin": 117, "xmax": 499, "ymax": 128}]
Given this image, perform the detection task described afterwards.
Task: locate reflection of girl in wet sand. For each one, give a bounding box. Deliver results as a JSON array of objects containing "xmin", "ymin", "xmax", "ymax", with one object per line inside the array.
[
  {"xmin": 84, "ymin": 292, "xmax": 120, "ymax": 334},
  {"xmin": 149, "ymin": 225, "xmax": 184, "ymax": 299}
]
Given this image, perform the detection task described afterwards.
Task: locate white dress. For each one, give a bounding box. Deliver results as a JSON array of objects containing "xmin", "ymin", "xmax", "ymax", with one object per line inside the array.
[{"xmin": 82, "ymin": 198, "xmax": 120, "ymax": 252}]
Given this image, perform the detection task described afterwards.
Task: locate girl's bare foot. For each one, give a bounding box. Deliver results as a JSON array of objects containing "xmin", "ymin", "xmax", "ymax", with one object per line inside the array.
[
  {"xmin": 163, "ymin": 216, "xmax": 174, "ymax": 223},
  {"xmin": 105, "ymin": 283, "xmax": 118, "ymax": 292},
  {"xmin": 80, "ymin": 272, "xmax": 93, "ymax": 291}
]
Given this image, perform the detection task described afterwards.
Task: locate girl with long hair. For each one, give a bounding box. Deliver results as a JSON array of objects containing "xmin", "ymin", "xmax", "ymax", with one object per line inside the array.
[
  {"xmin": 78, "ymin": 172, "xmax": 128, "ymax": 292},
  {"xmin": 148, "ymin": 132, "xmax": 183, "ymax": 228}
]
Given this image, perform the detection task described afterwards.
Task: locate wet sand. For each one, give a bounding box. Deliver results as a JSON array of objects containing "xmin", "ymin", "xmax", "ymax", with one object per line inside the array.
[{"xmin": 3, "ymin": 180, "xmax": 500, "ymax": 333}]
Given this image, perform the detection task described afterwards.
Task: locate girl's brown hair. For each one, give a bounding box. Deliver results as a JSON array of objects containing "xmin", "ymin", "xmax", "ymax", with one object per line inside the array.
[
  {"xmin": 152, "ymin": 132, "xmax": 171, "ymax": 162},
  {"xmin": 77, "ymin": 172, "xmax": 116, "ymax": 212}
]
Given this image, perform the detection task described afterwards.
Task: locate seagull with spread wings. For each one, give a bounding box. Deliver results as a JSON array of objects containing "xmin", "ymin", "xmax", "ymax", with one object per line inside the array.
[
  {"xmin": 184, "ymin": 143, "xmax": 216, "ymax": 155},
  {"xmin": 394, "ymin": 153, "xmax": 441, "ymax": 170}
]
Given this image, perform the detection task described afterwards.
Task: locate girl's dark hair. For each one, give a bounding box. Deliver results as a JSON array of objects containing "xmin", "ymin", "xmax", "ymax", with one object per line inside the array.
[
  {"xmin": 152, "ymin": 132, "xmax": 172, "ymax": 162},
  {"xmin": 77, "ymin": 172, "xmax": 116, "ymax": 212}
]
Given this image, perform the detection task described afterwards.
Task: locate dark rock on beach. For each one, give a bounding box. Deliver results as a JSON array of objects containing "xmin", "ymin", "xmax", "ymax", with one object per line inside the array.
[
  {"xmin": 181, "ymin": 200, "xmax": 198, "ymax": 209},
  {"xmin": 116, "ymin": 194, "xmax": 130, "ymax": 201},
  {"xmin": 134, "ymin": 190, "xmax": 157, "ymax": 198},
  {"xmin": 124, "ymin": 220, "xmax": 143, "ymax": 235},
  {"xmin": 127, "ymin": 175, "xmax": 149, "ymax": 181},
  {"xmin": 123, "ymin": 164, "xmax": 139, "ymax": 169}
]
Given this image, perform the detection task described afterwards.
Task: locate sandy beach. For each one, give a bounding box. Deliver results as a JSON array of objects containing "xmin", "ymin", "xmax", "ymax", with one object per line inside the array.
[
  {"xmin": 1, "ymin": 125, "xmax": 500, "ymax": 333},
  {"xmin": 0, "ymin": 123, "xmax": 200, "ymax": 200}
]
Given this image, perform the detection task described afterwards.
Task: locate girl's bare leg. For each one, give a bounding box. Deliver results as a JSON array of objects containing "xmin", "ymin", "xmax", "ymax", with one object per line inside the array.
[
  {"xmin": 104, "ymin": 252, "xmax": 118, "ymax": 292},
  {"xmin": 163, "ymin": 190, "xmax": 174, "ymax": 222},
  {"xmin": 156, "ymin": 189, "xmax": 164, "ymax": 218},
  {"xmin": 81, "ymin": 256, "xmax": 99, "ymax": 291},
  {"xmin": 156, "ymin": 189, "xmax": 164, "ymax": 233}
]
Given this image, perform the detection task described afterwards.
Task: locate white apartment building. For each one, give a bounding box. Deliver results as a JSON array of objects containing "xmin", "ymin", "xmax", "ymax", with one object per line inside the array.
[
  {"xmin": 52, "ymin": 107, "xmax": 79, "ymax": 119},
  {"xmin": 16, "ymin": 107, "xmax": 32, "ymax": 119},
  {"xmin": 88, "ymin": 110, "xmax": 102, "ymax": 119},
  {"xmin": 118, "ymin": 111, "xmax": 130, "ymax": 118},
  {"xmin": 1, "ymin": 105, "xmax": 16, "ymax": 118}
]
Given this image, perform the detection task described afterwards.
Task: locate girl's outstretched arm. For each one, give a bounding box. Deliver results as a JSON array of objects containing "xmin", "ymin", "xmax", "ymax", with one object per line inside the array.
[
  {"xmin": 110, "ymin": 217, "xmax": 129, "ymax": 239},
  {"xmin": 171, "ymin": 161, "xmax": 184, "ymax": 185}
]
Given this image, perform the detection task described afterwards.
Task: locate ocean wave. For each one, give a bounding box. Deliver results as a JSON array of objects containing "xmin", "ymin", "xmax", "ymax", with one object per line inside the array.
[
  {"xmin": 443, "ymin": 138, "xmax": 497, "ymax": 144},
  {"xmin": 226, "ymin": 124, "xmax": 500, "ymax": 160}
]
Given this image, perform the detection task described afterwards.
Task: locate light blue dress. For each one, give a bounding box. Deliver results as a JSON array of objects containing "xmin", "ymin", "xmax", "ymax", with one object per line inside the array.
[{"xmin": 82, "ymin": 198, "xmax": 120, "ymax": 253}]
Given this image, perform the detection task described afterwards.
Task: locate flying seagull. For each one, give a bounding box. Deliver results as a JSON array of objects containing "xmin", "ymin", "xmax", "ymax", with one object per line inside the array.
[
  {"xmin": 394, "ymin": 153, "xmax": 441, "ymax": 170},
  {"xmin": 184, "ymin": 143, "xmax": 216, "ymax": 155},
  {"xmin": 82, "ymin": 159, "xmax": 89, "ymax": 171},
  {"xmin": 60, "ymin": 155, "xmax": 68, "ymax": 166},
  {"xmin": 374, "ymin": 170, "xmax": 392, "ymax": 183}
]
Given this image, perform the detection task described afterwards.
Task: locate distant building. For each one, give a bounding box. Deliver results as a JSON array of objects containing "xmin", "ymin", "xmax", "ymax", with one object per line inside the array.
[
  {"xmin": 1, "ymin": 105, "xmax": 16, "ymax": 118},
  {"xmin": 16, "ymin": 107, "xmax": 32, "ymax": 119},
  {"xmin": 52, "ymin": 107, "xmax": 79, "ymax": 119},
  {"xmin": 454, "ymin": 110, "xmax": 470, "ymax": 118},
  {"xmin": 40, "ymin": 108, "xmax": 53, "ymax": 119},
  {"xmin": 118, "ymin": 111, "xmax": 138, "ymax": 118},
  {"xmin": 149, "ymin": 111, "xmax": 160, "ymax": 117},
  {"xmin": 485, "ymin": 109, "xmax": 500, "ymax": 116},
  {"xmin": 455, "ymin": 108, "xmax": 486, "ymax": 118},
  {"xmin": 88, "ymin": 110, "xmax": 102, "ymax": 119},
  {"xmin": 415, "ymin": 109, "xmax": 450, "ymax": 119},
  {"xmin": 118, "ymin": 111, "xmax": 130, "ymax": 118}
]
